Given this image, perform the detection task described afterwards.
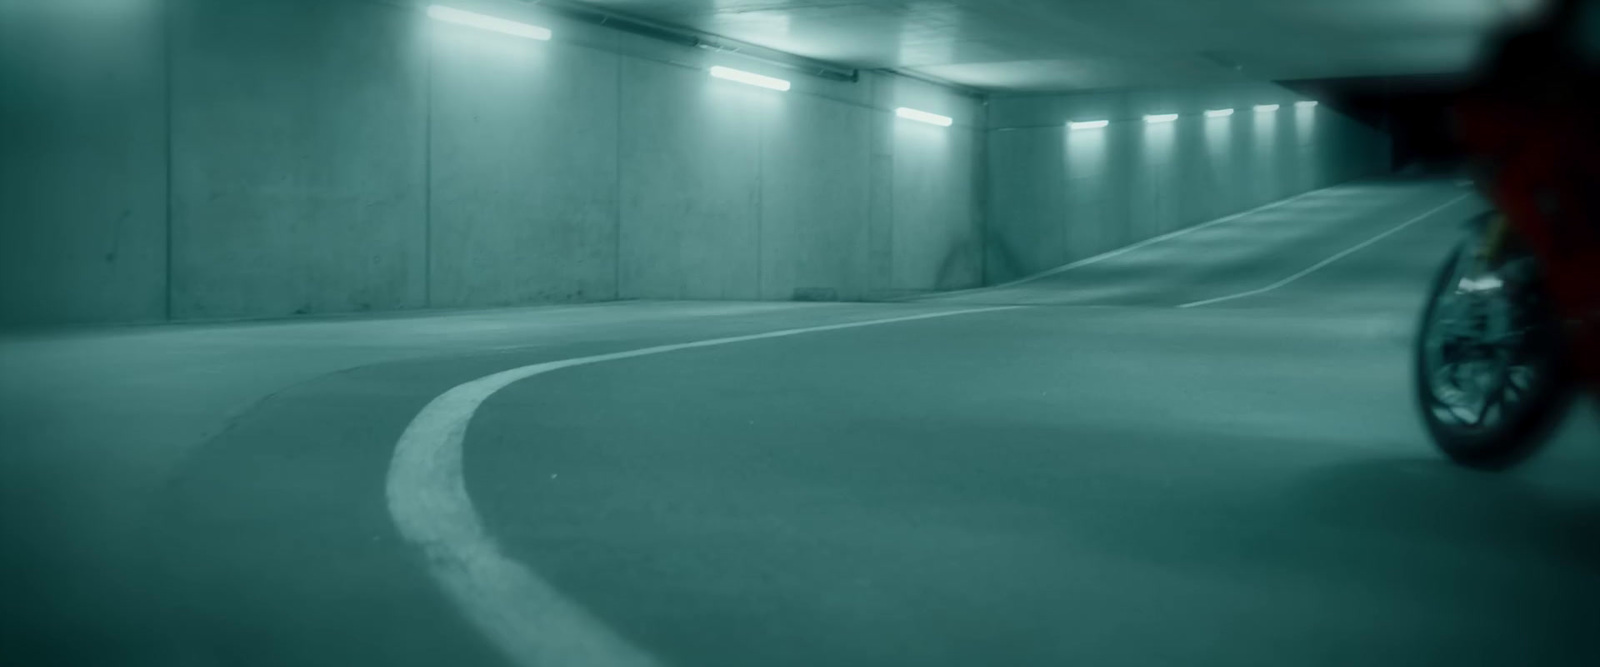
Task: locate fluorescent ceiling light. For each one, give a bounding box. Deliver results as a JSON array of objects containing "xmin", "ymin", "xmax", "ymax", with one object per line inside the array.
[
  {"xmin": 427, "ymin": 5, "xmax": 552, "ymax": 41},
  {"xmin": 709, "ymin": 66, "xmax": 791, "ymax": 91},
  {"xmin": 1069, "ymin": 120, "xmax": 1110, "ymax": 130},
  {"xmin": 1297, "ymin": 101, "xmax": 1319, "ymax": 108},
  {"xmin": 1204, "ymin": 109, "xmax": 1235, "ymax": 118},
  {"xmin": 1254, "ymin": 104, "xmax": 1281, "ymax": 112},
  {"xmin": 896, "ymin": 107, "xmax": 954, "ymax": 127},
  {"xmin": 1144, "ymin": 114, "xmax": 1179, "ymax": 124}
]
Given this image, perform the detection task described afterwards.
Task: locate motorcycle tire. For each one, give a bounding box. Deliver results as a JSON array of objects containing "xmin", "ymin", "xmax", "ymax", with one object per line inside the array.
[{"xmin": 1413, "ymin": 244, "xmax": 1576, "ymax": 471}]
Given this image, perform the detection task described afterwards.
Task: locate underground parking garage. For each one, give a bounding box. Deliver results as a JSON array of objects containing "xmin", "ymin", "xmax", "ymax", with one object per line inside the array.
[{"xmin": 3, "ymin": 1, "xmax": 1600, "ymax": 666}]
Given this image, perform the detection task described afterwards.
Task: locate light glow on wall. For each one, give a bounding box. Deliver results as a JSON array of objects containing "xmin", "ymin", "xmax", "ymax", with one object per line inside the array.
[
  {"xmin": 1296, "ymin": 97, "xmax": 1317, "ymax": 153},
  {"xmin": 1204, "ymin": 104, "xmax": 1233, "ymax": 162},
  {"xmin": 896, "ymin": 107, "xmax": 954, "ymax": 127},
  {"xmin": 709, "ymin": 66, "xmax": 792, "ymax": 91},
  {"xmin": 426, "ymin": 6, "xmax": 552, "ymax": 41},
  {"xmin": 1069, "ymin": 120, "xmax": 1110, "ymax": 130},
  {"xmin": 1254, "ymin": 101, "xmax": 1281, "ymax": 199},
  {"xmin": 1144, "ymin": 114, "xmax": 1179, "ymax": 124}
]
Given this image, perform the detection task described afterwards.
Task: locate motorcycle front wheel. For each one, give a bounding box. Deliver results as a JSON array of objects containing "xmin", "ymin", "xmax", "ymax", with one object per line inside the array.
[{"xmin": 1413, "ymin": 243, "xmax": 1575, "ymax": 470}]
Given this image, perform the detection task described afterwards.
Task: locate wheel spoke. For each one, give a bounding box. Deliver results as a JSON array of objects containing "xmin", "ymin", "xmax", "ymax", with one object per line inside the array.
[
  {"xmin": 1473, "ymin": 385, "xmax": 1504, "ymax": 427},
  {"xmin": 1503, "ymin": 374, "xmax": 1526, "ymax": 401},
  {"xmin": 1480, "ymin": 351, "xmax": 1518, "ymax": 424}
]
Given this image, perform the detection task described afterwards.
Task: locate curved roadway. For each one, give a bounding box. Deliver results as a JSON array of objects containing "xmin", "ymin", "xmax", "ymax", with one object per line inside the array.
[{"xmin": 3, "ymin": 179, "xmax": 1597, "ymax": 667}]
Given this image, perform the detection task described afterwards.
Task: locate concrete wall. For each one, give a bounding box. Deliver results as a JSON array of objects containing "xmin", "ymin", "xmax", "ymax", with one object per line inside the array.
[
  {"xmin": 613, "ymin": 51, "xmax": 982, "ymax": 303},
  {"xmin": 0, "ymin": 0, "xmax": 985, "ymax": 327},
  {"xmin": 0, "ymin": 0, "xmax": 168, "ymax": 326},
  {"xmin": 428, "ymin": 14, "xmax": 620, "ymax": 308},
  {"xmin": 984, "ymin": 85, "xmax": 1391, "ymax": 283},
  {"xmin": 168, "ymin": 0, "xmax": 429, "ymax": 320},
  {"xmin": 2, "ymin": 1, "xmax": 1386, "ymax": 327}
]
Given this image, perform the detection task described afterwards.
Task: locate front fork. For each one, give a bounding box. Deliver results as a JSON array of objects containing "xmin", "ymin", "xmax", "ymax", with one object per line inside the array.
[
  {"xmin": 1448, "ymin": 217, "xmax": 1525, "ymax": 384},
  {"xmin": 1475, "ymin": 213, "xmax": 1513, "ymax": 269}
]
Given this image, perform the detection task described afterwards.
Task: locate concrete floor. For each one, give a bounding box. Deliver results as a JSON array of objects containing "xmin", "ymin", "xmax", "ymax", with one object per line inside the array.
[{"xmin": 3, "ymin": 180, "xmax": 1597, "ymax": 666}]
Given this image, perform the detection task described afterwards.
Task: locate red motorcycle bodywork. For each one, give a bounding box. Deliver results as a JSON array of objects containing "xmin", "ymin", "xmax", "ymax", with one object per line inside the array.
[{"xmin": 1457, "ymin": 97, "xmax": 1600, "ymax": 386}]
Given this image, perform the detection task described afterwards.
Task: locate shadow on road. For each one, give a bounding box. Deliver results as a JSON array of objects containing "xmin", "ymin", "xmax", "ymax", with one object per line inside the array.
[{"xmin": 1288, "ymin": 456, "xmax": 1600, "ymax": 574}]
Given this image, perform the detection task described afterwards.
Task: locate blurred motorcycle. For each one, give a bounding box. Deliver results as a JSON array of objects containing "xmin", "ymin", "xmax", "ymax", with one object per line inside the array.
[{"xmin": 1412, "ymin": 0, "xmax": 1600, "ymax": 470}]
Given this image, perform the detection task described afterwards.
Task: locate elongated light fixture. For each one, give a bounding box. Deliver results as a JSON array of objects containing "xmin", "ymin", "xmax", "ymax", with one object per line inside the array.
[
  {"xmin": 1254, "ymin": 104, "xmax": 1281, "ymax": 113},
  {"xmin": 896, "ymin": 107, "xmax": 954, "ymax": 127},
  {"xmin": 427, "ymin": 5, "xmax": 552, "ymax": 41},
  {"xmin": 1069, "ymin": 119, "xmax": 1110, "ymax": 130},
  {"xmin": 1144, "ymin": 113, "xmax": 1179, "ymax": 124},
  {"xmin": 1297, "ymin": 101, "xmax": 1319, "ymax": 109},
  {"xmin": 1205, "ymin": 109, "xmax": 1235, "ymax": 118},
  {"xmin": 709, "ymin": 66, "xmax": 791, "ymax": 91}
]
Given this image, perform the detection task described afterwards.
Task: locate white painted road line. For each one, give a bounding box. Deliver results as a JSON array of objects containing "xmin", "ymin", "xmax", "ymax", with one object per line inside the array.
[
  {"xmin": 386, "ymin": 306, "xmax": 1020, "ymax": 667},
  {"xmin": 1178, "ymin": 194, "xmax": 1472, "ymax": 309},
  {"xmin": 931, "ymin": 186, "xmax": 1332, "ymax": 300}
]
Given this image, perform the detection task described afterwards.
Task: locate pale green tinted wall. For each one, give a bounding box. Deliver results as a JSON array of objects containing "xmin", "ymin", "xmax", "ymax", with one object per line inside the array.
[
  {"xmin": 428, "ymin": 14, "xmax": 621, "ymax": 308},
  {"xmin": 0, "ymin": 0, "xmax": 168, "ymax": 326},
  {"xmin": 984, "ymin": 85, "xmax": 1391, "ymax": 283},
  {"xmin": 168, "ymin": 0, "xmax": 430, "ymax": 319},
  {"xmin": 614, "ymin": 54, "xmax": 982, "ymax": 302},
  {"xmin": 0, "ymin": 0, "xmax": 985, "ymax": 326},
  {"xmin": 1, "ymin": 1, "xmax": 1387, "ymax": 327}
]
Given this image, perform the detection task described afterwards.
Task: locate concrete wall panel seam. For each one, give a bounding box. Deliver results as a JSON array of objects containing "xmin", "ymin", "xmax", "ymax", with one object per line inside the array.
[
  {"xmin": 163, "ymin": 0, "xmax": 175, "ymax": 322},
  {"xmin": 424, "ymin": 24, "xmax": 434, "ymax": 309}
]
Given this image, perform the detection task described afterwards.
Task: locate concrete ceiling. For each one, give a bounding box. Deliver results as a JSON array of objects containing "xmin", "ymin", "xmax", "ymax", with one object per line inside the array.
[{"xmin": 542, "ymin": 0, "xmax": 1550, "ymax": 91}]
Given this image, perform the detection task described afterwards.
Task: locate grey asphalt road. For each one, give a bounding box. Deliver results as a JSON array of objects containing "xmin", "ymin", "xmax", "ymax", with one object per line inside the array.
[{"xmin": 3, "ymin": 180, "xmax": 1597, "ymax": 667}]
